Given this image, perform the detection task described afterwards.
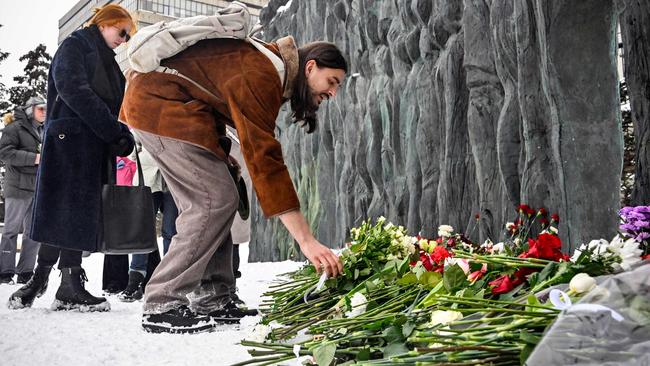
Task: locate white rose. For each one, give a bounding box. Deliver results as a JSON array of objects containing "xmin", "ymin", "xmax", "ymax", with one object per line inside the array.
[
  {"xmin": 345, "ymin": 292, "xmax": 368, "ymax": 318},
  {"xmin": 569, "ymin": 273, "xmax": 596, "ymax": 294},
  {"xmin": 438, "ymin": 225, "xmax": 454, "ymax": 237},
  {"xmin": 246, "ymin": 324, "xmax": 272, "ymax": 343},
  {"xmin": 491, "ymin": 242, "xmax": 505, "ymax": 254},
  {"xmin": 430, "ymin": 310, "xmax": 463, "ymax": 326},
  {"xmin": 480, "ymin": 239, "xmax": 493, "ymax": 249}
]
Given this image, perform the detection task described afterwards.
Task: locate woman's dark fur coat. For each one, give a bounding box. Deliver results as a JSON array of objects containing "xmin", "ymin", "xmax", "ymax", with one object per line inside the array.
[{"xmin": 30, "ymin": 25, "xmax": 132, "ymax": 251}]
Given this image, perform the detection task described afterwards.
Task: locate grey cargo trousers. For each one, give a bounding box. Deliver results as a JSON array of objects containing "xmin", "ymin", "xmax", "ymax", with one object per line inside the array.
[{"xmin": 134, "ymin": 129, "xmax": 238, "ymax": 315}]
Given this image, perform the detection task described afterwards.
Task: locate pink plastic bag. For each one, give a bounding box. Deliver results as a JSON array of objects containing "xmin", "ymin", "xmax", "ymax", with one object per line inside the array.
[{"xmin": 116, "ymin": 157, "xmax": 136, "ymax": 186}]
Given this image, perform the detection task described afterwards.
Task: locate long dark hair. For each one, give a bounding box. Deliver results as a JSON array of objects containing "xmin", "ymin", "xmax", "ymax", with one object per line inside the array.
[{"xmin": 291, "ymin": 42, "xmax": 348, "ymax": 133}]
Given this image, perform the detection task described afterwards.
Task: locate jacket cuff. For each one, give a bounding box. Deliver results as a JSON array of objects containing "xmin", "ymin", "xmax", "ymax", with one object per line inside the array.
[{"xmin": 254, "ymin": 169, "xmax": 300, "ymax": 217}]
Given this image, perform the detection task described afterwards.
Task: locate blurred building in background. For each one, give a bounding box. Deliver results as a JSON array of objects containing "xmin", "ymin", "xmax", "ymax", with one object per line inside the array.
[{"xmin": 58, "ymin": 0, "xmax": 267, "ymax": 69}]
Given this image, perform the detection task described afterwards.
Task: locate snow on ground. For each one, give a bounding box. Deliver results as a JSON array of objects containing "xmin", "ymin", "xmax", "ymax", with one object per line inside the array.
[{"xmin": 0, "ymin": 242, "xmax": 302, "ymax": 366}]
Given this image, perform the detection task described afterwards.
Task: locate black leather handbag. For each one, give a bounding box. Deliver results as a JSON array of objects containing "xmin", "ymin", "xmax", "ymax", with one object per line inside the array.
[{"xmin": 98, "ymin": 148, "xmax": 157, "ymax": 254}]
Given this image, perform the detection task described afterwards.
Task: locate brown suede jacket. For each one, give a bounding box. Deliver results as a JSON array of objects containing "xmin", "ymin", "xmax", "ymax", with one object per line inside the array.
[{"xmin": 120, "ymin": 36, "xmax": 300, "ymax": 217}]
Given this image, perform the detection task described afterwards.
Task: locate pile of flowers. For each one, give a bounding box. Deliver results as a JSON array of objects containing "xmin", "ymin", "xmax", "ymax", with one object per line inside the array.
[
  {"xmin": 235, "ymin": 205, "xmax": 649, "ymax": 366},
  {"xmin": 619, "ymin": 205, "xmax": 650, "ymax": 257}
]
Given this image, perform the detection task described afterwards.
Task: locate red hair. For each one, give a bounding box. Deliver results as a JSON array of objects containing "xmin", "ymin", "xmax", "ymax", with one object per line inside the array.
[{"xmin": 86, "ymin": 4, "xmax": 136, "ymax": 35}]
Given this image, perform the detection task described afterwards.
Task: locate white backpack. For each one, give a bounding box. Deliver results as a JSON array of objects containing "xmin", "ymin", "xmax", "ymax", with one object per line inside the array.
[{"xmin": 127, "ymin": 1, "xmax": 285, "ymax": 97}]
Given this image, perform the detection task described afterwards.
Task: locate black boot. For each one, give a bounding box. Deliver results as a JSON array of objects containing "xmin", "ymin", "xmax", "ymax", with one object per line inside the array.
[
  {"xmin": 17, "ymin": 271, "xmax": 34, "ymax": 284},
  {"xmin": 142, "ymin": 305, "xmax": 216, "ymax": 334},
  {"xmin": 52, "ymin": 267, "xmax": 110, "ymax": 312},
  {"xmin": 230, "ymin": 291, "xmax": 259, "ymax": 317},
  {"xmin": 118, "ymin": 271, "xmax": 145, "ymax": 302},
  {"xmin": 7, "ymin": 265, "xmax": 52, "ymax": 309}
]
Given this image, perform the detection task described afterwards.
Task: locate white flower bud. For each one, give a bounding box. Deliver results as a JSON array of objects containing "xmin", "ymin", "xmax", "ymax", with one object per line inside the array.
[
  {"xmin": 437, "ymin": 224, "xmax": 454, "ymax": 237},
  {"xmin": 345, "ymin": 292, "xmax": 368, "ymax": 318},
  {"xmin": 569, "ymin": 273, "xmax": 596, "ymax": 294},
  {"xmin": 430, "ymin": 310, "xmax": 463, "ymax": 326}
]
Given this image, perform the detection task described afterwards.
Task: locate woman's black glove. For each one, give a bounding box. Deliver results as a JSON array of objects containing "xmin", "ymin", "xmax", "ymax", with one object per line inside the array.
[{"xmin": 108, "ymin": 132, "xmax": 135, "ymax": 157}]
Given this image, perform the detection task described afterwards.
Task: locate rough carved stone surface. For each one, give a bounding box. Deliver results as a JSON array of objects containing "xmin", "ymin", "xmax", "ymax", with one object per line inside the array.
[
  {"xmin": 248, "ymin": 0, "xmax": 626, "ymax": 262},
  {"xmin": 620, "ymin": 0, "xmax": 650, "ymax": 205}
]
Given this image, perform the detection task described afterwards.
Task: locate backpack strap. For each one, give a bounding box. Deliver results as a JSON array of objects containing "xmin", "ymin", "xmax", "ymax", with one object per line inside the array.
[
  {"xmin": 155, "ymin": 66, "xmax": 225, "ymax": 104},
  {"xmin": 248, "ymin": 37, "xmax": 285, "ymax": 86},
  {"xmin": 154, "ymin": 38, "xmax": 286, "ymax": 105}
]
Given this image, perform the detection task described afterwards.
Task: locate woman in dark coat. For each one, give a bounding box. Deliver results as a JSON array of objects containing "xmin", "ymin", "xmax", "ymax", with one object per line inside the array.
[{"xmin": 8, "ymin": 4, "xmax": 135, "ymax": 311}]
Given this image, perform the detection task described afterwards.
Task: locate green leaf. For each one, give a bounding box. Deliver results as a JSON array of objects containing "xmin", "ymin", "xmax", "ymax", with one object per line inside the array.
[
  {"xmin": 398, "ymin": 257, "xmax": 412, "ymax": 275},
  {"xmin": 356, "ymin": 349, "xmax": 371, "ymax": 361},
  {"xmin": 402, "ymin": 321, "xmax": 416, "ymax": 337},
  {"xmin": 383, "ymin": 342, "xmax": 409, "ymax": 357},
  {"xmin": 325, "ymin": 278, "xmax": 338, "ymax": 289},
  {"xmin": 469, "ymin": 261, "xmax": 484, "ymax": 272},
  {"xmin": 473, "ymin": 288, "xmax": 485, "ymax": 299},
  {"xmin": 382, "ymin": 326, "xmax": 404, "ymax": 343},
  {"xmin": 350, "ymin": 238, "xmax": 367, "ymax": 252},
  {"xmin": 397, "ymin": 272, "xmax": 418, "ymax": 286},
  {"xmin": 419, "ymin": 281, "xmax": 447, "ymax": 308},
  {"xmin": 537, "ymin": 262, "xmax": 558, "ymax": 283},
  {"xmin": 313, "ymin": 342, "xmax": 337, "ymax": 366},
  {"xmin": 443, "ymin": 264, "xmax": 467, "ymax": 293},
  {"xmin": 498, "ymin": 283, "xmax": 526, "ymax": 301},
  {"xmin": 419, "ymin": 271, "xmax": 443, "ymax": 289},
  {"xmin": 359, "ymin": 268, "xmax": 372, "ymax": 277},
  {"xmin": 470, "ymin": 279, "xmax": 486, "ymax": 293},
  {"xmin": 354, "ymin": 268, "xmax": 360, "ymax": 280},
  {"xmin": 527, "ymin": 272, "xmax": 540, "ymax": 288},
  {"xmin": 365, "ymin": 318, "xmax": 391, "ymax": 331},
  {"xmin": 365, "ymin": 300, "xmax": 379, "ymax": 313},
  {"xmin": 343, "ymin": 281, "xmax": 355, "ymax": 291},
  {"xmin": 383, "ymin": 259, "xmax": 401, "ymax": 272},
  {"xmin": 393, "ymin": 315, "xmax": 407, "ymax": 327},
  {"xmin": 412, "ymin": 262, "xmax": 427, "ymax": 279},
  {"xmin": 524, "ymin": 294, "xmax": 543, "ymax": 312},
  {"xmin": 520, "ymin": 344, "xmax": 536, "ymax": 364},
  {"xmin": 519, "ymin": 330, "xmax": 541, "ymax": 345}
]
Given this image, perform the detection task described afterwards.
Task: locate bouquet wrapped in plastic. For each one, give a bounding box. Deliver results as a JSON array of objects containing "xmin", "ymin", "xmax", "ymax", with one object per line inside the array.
[{"xmin": 527, "ymin": 262, "xmax": 650, "ymax": 365}]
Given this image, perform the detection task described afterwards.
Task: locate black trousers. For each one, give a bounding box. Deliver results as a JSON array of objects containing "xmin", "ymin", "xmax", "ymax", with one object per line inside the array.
[{"xmin": 37, "ymin": 244, "xmax": 82, "ymax": 269}]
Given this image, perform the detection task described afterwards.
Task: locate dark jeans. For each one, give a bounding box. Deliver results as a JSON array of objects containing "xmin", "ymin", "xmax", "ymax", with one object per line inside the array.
[
  {"xmin": 130, "ymin": 190, "xmax": 178, "ymax": 273},
  {"xmin": 37, "ymin": 243, "xmax": 82, "ymax": 269}
]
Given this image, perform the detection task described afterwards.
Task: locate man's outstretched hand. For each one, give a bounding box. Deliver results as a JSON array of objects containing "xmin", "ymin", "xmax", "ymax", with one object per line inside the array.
[{"xmin": 299, "ymin": 238, "xmax": 343, "ymax": 277}]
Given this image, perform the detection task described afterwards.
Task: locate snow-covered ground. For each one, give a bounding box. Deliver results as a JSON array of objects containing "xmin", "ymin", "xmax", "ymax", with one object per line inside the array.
[{"xmin": 0, "ymin": 240, "xmax": 302, "ymax": 366}]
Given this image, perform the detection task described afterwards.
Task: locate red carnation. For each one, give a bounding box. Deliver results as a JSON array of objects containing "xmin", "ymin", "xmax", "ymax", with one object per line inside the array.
[
  {"xmin": 522, "ymin": 233, "xmax": 565, "ymax": 261},
  {"xmin": 539, "ymin": 217, "xmax": 549, "ymax": 227},
  {"xmin": 431, "ymin": 245, "xmax": 451, "ymax": 264},
  {"xmin": 517, "ymin": 204, "xmax": 530, "ymax": 213},
  {"xmin": 489, "ymin": 275, "xmax": 523, "ymax": 295},
  {"xmin": 514, "ymin": 267, "xmax": 536, "ymax": 281},
  {"xmin": 642, "ymin": 254, "xmax": 650, "ymax": 260},
  {"xmin": 538, "ymin": 207, "xmax": 547, "ymax": 216},
  {"xmin": 551, "ymin": 213, "xmax": 560, "ymax": 223},
  {"xmin": 420, "ymin": 253, "xmax": 434, "ymax": 271},
  {"xmin": 474, "ymin": 213, "xmax": 480, "ymax": 220}
]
